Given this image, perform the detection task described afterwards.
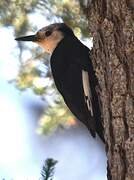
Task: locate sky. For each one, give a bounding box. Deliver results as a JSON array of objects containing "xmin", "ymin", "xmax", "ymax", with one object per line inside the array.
[{"xmin": 0, "ymin": 16, "xmax": 107, "ymax": 180}]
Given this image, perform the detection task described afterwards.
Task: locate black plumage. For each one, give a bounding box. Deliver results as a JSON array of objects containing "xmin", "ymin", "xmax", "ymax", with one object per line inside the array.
[{"xmin": 50, "ymin": 34, "xmax": 104, "ymax": 141}]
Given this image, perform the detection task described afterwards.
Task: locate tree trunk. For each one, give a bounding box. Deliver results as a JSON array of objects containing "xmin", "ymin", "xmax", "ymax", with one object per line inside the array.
[{"xmin": 80, "ymin": 0, "xmax": 134, "ymax": 179}]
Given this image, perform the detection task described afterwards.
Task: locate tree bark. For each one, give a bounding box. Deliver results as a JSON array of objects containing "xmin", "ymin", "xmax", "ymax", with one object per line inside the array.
[{"xmin": 81, "ymin": 0, "xmax": 134, "ymax": 179}]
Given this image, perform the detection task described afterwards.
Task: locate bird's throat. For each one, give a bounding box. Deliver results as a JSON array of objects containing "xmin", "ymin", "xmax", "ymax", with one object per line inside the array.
[{"xmin": 37, "ymin": 31, "xmax": 64, "ymax": 54}]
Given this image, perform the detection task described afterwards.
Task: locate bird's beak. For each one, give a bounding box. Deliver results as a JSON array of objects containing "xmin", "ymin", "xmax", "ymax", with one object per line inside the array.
[{"xmin": 15, "ymin": 35, "xmax": 38, "ymax": 42}]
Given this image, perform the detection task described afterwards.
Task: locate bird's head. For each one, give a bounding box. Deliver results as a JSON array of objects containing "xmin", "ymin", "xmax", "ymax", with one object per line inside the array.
[{"xmin": 15, "ymin": 23, "xmax": 74, "ymax": 53}]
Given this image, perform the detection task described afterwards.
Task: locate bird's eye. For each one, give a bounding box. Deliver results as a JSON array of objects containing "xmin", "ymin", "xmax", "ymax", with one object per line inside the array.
[{"xmin": 45, "ymin": 30, "xmax": 52, "ymax": 37}]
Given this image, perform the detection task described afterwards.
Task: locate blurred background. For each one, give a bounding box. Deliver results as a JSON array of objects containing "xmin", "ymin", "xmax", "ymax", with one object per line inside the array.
[{"xmin": 0, "ymin": 0, "xmax": 107, "ymax": 179}]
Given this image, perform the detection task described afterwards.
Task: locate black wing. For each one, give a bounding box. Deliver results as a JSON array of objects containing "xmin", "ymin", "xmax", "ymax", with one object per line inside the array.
[
  {"xmin": 51, "ymin": 55, "xmax": 96, "ymax": 137},
  {"xmin": 50, "ymin": 36, "xmax": 104, "ymax": 140}
]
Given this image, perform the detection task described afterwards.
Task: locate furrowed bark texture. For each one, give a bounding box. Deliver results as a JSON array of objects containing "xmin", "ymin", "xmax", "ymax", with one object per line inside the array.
[{"xmin": 82, "ymin": 0, "xmax": 134, "ymax": 180}]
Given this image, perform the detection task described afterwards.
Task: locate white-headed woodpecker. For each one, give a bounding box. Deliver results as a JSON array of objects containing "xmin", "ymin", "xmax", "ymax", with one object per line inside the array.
[{"xmin": 15, "ymin": 23, "xmax": 104, "ymax": 141}]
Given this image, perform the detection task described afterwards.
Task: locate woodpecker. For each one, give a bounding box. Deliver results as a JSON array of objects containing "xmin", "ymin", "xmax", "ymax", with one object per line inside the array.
[{"xmin": 15, "ymin": 23, "xmax": 104, "ymax": 141}]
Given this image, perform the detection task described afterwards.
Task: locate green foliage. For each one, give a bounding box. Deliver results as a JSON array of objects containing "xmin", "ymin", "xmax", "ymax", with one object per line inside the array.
[
  {"xmin": 0, "ymin": 0, "xmax": 38, "ymax": 36},
  {"xmin": 41, "ymin": 158, "xmax": 58, "ymax": 180},
  {"xmin": 37, "ymin": 97, "xmax": 76, "ymax": 134},
  {"xmin": 15, "ymin": 58, "xmax": 47, "ymax": 92}
]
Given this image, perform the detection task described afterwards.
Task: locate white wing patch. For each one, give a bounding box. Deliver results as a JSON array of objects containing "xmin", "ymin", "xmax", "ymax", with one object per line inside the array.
[{"xmin": 82, "ymin": 70, "xmax": 93, "ymax": 116}]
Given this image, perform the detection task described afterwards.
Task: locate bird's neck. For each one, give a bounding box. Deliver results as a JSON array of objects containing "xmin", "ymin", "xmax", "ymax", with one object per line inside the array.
[{"xmin": 46, "ymin": 37, "xmax": 64, "ymax": 54}]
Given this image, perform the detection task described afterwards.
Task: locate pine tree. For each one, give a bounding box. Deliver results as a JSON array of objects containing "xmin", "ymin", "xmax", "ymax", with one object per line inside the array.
[{"xmin": 41, "ymin": 158, "xmax": 58, "ymax": 180}]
